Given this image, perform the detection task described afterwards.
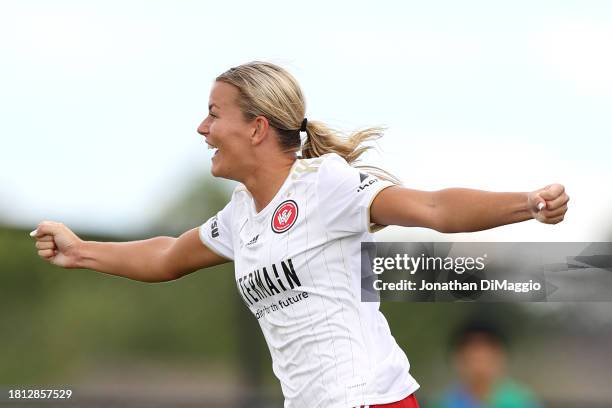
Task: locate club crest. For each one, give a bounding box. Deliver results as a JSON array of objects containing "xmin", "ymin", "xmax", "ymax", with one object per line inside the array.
[{"xmin": 272, "ymin": 200, "xmax": 298, "ymax": 233}]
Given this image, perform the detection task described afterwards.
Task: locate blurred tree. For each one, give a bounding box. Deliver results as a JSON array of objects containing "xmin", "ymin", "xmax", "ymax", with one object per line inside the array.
[{"xmin": 147, "ymin": 174, "xmax": 236, "ymax": 236}]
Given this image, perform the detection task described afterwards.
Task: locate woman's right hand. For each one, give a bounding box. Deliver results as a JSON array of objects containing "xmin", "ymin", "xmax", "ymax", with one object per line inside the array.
[{"xmin": 30, "ymin": 221, "xmax": 84, "ymax": 269}]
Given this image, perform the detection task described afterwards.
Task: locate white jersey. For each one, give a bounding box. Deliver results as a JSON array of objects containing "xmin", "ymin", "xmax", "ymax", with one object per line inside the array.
[{"xmin": 199, "ymin": 153, "xmax": 419, "ymax": 408}]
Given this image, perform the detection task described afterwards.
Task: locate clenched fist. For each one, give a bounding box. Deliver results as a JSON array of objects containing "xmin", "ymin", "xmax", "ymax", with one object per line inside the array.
[
  {"xmin": 528, "ymin": 184, "xmax": 570, "ymax": 224},
  {"xmin": 30, "ymin": 221, "xmax": 83, "ymax": 268}
]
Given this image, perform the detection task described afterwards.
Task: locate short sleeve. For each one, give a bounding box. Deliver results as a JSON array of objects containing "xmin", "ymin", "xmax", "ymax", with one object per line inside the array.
[
  {"xmin": 199, "ymin": 199, "xmax": 235, "ymax": 260},
  {"xmin": 316, "ymin": 154, "xmax": 395, "ymax": 235}
]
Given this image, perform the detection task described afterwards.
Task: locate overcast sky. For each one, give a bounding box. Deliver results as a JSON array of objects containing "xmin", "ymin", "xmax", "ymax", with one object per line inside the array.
[{"xmin": 1, "ymin": 0, "xmax": 610, "ymax": 241}]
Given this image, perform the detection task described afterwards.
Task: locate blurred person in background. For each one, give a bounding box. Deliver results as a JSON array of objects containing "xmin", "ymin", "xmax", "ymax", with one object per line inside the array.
[
  {"xmin": 434, "ymin": 319, "xmax": 541, "ymax": 408},
  {"xmin": 29, "ymin": 61, "xmax": 568, "ymax": 408}
]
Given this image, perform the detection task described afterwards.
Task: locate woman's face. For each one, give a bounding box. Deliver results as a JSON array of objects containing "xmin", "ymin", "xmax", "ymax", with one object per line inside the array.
[{"xmin": 197, "ymin": 81, "xmax": 255, "ymax": 181}]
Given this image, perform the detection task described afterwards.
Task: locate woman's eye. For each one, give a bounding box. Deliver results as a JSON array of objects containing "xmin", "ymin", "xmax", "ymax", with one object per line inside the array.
[{"xmin": 209, "ymin": 112, "xmax": 217, "ymax": 118}]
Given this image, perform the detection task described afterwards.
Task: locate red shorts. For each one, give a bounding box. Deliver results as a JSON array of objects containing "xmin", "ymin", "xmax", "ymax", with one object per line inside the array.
[{"xmin": 359, "ymin": 393, "xmax": 420, "ymax": 408}]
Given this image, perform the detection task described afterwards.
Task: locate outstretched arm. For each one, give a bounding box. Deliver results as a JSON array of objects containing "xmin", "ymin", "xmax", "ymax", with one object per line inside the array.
[
  {"xmin": 370, "ymin": 184, "xmax": 569, "ymax": 233},
  {"xmin": 31, "ymin": 222, "xmax": 230, "ymax": 282}
]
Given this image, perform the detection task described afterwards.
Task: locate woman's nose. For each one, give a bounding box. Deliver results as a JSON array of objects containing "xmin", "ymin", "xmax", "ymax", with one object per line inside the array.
[{"xmin": 197, "ymin": 121, "xmax": 208, "ymax": 136}]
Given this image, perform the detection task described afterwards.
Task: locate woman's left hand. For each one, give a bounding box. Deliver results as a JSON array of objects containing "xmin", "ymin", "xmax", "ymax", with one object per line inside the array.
[{"xmin": 527, "ymin": 184, "xmax": 570, "ymax": 224}]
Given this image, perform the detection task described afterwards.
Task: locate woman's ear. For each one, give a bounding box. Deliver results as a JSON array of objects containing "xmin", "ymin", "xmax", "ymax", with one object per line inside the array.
[{"xmin": 251, "ymin": 116, "xmax": 270, "ymax": 145}]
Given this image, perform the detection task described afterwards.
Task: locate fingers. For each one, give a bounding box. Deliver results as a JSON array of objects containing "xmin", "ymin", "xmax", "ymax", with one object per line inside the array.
[
  {"xmin": 540, "ymin": 204, "xmax": 568, "ymax": 219},
  {"xmin": 532, "ymin": 184, "xmax": 568, "ymax": 212},
  {"xmin": 31, "ymin": 221, "xmax": 60, "ymax": 260},
  {"xmin": 36, "ymin": 240, "xmax": 56, "ymax": 250},
  {"xmin": 540, "ymin": 214, "xmax": 565, "ymax": 225},
  {"xmin": 33, "ymin": 235, "xmax": 54, "ymax": 242},
  {"xmin": 539, "ymin": 184, "xmax": 565, "ymax": 201},
  {"xmin": 537, "ymin": 202, "xmax": 568, "ymax": 224},
  {"xmin": 38, "ymin": 249, "xmax": 57, "ymax": 258},
  {"xmin": 531, "ymin": 184, "xmax": 569, "ymax": 225},
  {"xmin": 545, "ymin": 191, "xmax": 570, "ymax": 211},
  {"xmin": 35, "ymin": 234, "xmax": 57, "ymax": 259}
]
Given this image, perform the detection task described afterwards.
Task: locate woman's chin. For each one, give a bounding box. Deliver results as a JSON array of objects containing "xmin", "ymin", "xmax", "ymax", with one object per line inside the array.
[{"xmin": 210, "ymin": 163, "xmax": 228, "ymax": 179}]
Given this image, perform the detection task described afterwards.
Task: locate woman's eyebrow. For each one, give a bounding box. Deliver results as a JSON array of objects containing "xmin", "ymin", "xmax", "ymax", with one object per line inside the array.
[{"xmin": 208, "ymin": 103, "xmax": 220, "ymax": 111}]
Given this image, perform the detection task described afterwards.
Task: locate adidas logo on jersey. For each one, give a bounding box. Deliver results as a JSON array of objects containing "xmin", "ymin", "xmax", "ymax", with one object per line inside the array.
[{"xmin": 246, "ymin": 234, "xmax": 259, "ymax": 247}]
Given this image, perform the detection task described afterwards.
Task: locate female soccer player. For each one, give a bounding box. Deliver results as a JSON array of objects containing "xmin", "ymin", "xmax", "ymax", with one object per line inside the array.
[{"xmin": 31, "ymin": 62, "xmax": 569, "ymax": 408}]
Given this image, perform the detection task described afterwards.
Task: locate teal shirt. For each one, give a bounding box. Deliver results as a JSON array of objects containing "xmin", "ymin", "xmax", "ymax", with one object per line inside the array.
[{"xmin": 435, "ymin": 379, "xmax": 541, "ymax": 408}]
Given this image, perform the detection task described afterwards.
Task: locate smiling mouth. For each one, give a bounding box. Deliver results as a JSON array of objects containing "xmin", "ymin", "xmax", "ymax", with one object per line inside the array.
[{"xmin": 206, "ymin": 141, "xmax": 219, "ymax": 154}]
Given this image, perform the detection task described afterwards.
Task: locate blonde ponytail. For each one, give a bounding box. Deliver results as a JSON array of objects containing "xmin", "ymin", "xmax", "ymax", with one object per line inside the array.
[{"xmin": 301, "ymin": 122, "xmax": 401, "ymax": 185}]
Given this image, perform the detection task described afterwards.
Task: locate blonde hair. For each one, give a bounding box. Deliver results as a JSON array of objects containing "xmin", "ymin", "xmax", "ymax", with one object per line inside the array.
[{"xmin": 216, "ymin": 61, "xmax": 401, "ymax": 185}]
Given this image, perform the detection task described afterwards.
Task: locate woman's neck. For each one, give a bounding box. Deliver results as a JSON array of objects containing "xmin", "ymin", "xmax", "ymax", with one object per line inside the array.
[{"xmin": 243, "ymin": 157, "xmax": 296, "ymax": 213}]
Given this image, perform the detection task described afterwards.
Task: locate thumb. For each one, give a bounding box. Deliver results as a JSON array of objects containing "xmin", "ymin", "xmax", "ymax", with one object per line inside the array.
[
  {"xmin": 533, "ymin": 194, "xmax": 547, "ymax": 211},
  {"xmin": 529, "ymin": 190, "xmax": 547, "ymax": 212},
  {"xmin": 30, "ymin": 221, "xmax": 62, "ymax": 238}
]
